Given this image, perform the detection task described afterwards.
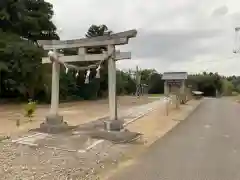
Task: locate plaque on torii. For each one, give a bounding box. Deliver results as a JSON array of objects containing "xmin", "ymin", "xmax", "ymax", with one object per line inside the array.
[{"xmin": 38, "ymin": 29, "xmax": 137, "ymax": 133}]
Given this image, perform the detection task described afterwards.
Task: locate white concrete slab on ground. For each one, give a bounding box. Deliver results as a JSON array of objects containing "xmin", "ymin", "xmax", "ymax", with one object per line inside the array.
[
  {"xmin": 120, "ymin": 98, "xmax": 164, "ymax": 125},
  {"xmin": 10, "ymin": 98, "xmax": 164, "ymax": 153},
  {"xmin": 11, "ymin": 132, "xmax": 103, "ymax": 153},
  {"xmin": 12, "ymin": 133, "xmax": 49, "ymax": 146}
]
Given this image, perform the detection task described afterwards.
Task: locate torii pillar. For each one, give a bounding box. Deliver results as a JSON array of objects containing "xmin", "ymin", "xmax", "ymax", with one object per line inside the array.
[
  {"xmin": 38, "ymin": 29, "xmax": 137, "ymax": 133},
  {"xmin": 108, "ymin": 45, "xmax": 117, "ymax": 120}
]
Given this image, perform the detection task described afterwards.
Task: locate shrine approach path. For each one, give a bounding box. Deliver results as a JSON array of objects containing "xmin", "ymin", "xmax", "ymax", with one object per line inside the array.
[{"xmin": 111, "ymin": 98, "xmax": 240, "ymax": 180}]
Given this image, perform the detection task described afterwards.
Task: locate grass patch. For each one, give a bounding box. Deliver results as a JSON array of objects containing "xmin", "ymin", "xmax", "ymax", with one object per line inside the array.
[
  {"xmin": 0, "ymin": 135, "xmax": 10, "ymax": 142},
  {"xmin": 148, "ymin": 94, "xmax": 164, "ymax": 97},
  {"xmin": 234, "ymin": 95, "xmax": 240, "ymax": 103}
]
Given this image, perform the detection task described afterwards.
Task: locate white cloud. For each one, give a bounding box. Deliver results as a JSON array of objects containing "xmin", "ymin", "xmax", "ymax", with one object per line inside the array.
[{"xmin": 46, "ymin": 0, "xmax": 240, "ymax": 75}]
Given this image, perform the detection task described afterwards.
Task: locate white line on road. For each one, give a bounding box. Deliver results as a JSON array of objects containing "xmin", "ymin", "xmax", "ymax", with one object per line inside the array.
[{"xmin": 85, "ymin": 140, "xmax": 104, "ymax": 151}]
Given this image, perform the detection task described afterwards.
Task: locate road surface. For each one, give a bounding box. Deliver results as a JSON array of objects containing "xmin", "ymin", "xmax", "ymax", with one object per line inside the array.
[{"xmin": 111, "ymin": 98, "xmax": 240, "ymax": 180}]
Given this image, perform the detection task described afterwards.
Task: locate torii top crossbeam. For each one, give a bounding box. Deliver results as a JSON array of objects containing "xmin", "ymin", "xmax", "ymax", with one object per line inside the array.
[
  {"xmin": 38, "ymin": 29, "xmax": 137, "ymax": 50},
  {"xmin": 37, "ymin": 29, "xmax": 137, "ymax": 127}
]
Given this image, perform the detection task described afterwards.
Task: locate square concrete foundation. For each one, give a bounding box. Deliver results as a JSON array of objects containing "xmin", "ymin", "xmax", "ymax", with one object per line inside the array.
[
  {"xmin": 40, "ymin": 115, "xmax": 69, "ymax": 134},
  {"xmin": 104, "ymin": 120, "xmax": 124, "ymax": 131}
]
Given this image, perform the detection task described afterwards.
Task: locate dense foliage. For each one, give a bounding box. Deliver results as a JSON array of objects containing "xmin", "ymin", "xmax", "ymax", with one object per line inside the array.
[{"xmin": 0, "ymin": 0, "xmax": 58, "ymax": 102}]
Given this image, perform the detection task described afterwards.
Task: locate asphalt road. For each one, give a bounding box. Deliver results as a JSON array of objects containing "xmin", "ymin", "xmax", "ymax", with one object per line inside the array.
[{"xmin": 111, "ymin": 98, "xmax": 240, "ymax": 180}]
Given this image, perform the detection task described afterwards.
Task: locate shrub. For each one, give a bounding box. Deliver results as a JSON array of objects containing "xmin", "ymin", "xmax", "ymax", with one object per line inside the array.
[
  {"xmin": 232, "ymin": 91, "xmax": 239, "ymax": 96},
  {"xmin": 24, "ymin": 99, "xmax": 37, "ymax": 121}
]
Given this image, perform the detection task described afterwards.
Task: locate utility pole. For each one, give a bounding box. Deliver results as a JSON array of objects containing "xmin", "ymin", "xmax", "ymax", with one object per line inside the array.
[
  {"xmin": 135, "ymin": 65, "xmax": 142, "ymax": 97},
  {"xmin": 234, "ymin": 27, "xmax": 240, "ymax": 54}
]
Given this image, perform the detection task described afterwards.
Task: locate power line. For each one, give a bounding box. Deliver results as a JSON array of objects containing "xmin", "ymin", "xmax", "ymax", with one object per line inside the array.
[{"xmin": 192, "ymin": 55, "xmax": 238, "ymax": 64}]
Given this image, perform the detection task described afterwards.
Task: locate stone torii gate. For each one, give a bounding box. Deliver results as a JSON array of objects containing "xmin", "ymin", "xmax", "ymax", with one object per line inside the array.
[{"xmin": 38, "ymin": 30, "xmax": 137, "ymax": 133}]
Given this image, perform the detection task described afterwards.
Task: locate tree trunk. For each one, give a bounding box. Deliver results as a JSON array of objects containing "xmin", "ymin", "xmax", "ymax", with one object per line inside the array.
[{"xmin": 27, "ymin": 87, "xmax": 35, "ymax": 100}]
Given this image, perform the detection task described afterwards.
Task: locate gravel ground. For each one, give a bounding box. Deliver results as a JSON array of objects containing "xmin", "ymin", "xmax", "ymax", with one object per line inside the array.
[
  {"xmin": 0, "ymin": 98, "xmax": 164, "ymax": 180},
  {"xmin": 0, "ymin": 140, "xmax": 134, "ymax": 180}
]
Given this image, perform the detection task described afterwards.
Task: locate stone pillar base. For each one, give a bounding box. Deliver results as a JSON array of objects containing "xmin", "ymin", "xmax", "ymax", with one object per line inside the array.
[
  {"xmin": 40, "ymin": 114, "xmax": 69, "ymax": 134},
  {"xmin": 180, "ymin": 93, "xmax": 187, "ymax": 104},
  {"xmin": 104, "ymin": 120, "xmax": 124, "ymax": 131}
]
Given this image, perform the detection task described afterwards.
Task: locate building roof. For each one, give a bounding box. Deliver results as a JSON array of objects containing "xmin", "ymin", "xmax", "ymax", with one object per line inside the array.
[
  {"xmin": 162, "ymin": 72, "xmax": 188, "ymax": 80},
  {"xmin": 192, "ymin": 91, "xmax": 203, "ymax": 95}
]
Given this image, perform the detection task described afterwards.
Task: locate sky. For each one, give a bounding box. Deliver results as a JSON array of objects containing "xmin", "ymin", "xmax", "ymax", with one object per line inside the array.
[{"xmin": 46, "ymin": 0, "xmax": 240, "ymax": 76}]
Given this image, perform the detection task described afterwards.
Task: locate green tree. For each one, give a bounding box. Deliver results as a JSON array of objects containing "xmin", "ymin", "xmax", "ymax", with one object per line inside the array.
[
  {"xmin": 84, "ymin": 24, "xmax": 113, "ymax": 97},
  {"xmin": 221, "ymin": 79, "xmax": 234, "ymax": 96},
  {"xmin": 140, "ymin": 69, "xmax": 157, "ymax": 85},
  {"xmin": 116, "ymin": 70, "xmax": 136, "ymax": 95},
  {"xmin": 86, "ymin": 25, "xmax": 112, "ymax": 38},
  {"xmin": 0, "ymin": 0, "xmax": 59, "ymax": 42},
  {"xmin": 85, "ymin": 24, "xmax": 112, "ymax": 54},
  {"xmin": 148, "ymin": 73, "xmax": 164, "ymax": 94},
  {"xmin": 0, "ymin": 0, "xmax": 58, "ymax": 101},
  {"xmin": 187, "ymin": 72, "xmax": 223, "ymax": 97}
]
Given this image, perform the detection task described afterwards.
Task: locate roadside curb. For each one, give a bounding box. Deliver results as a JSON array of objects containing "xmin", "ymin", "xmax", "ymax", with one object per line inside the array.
[
  {"xmin": 123, "ymin": 100, "xmax": 163, "ymax": 127},
  {"xmin": 172, "ymin": 99, "xmax": 204, "ymax": 122},
  {"xmin": 181, "ymin": 99, "xmax": 204, "ymax": 121}
]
